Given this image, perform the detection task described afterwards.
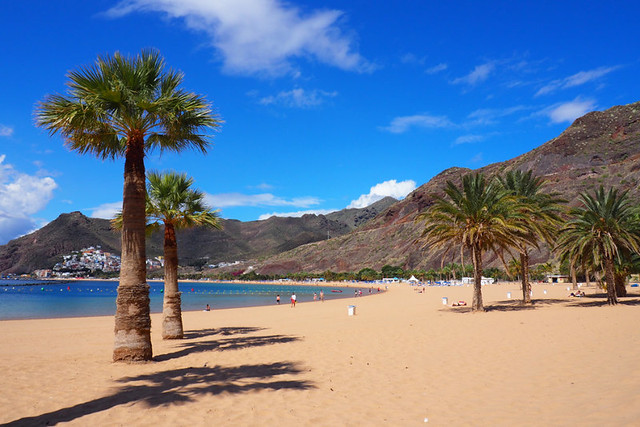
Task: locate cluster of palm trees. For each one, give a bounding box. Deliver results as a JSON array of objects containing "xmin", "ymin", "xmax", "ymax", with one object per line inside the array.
[
  {"xmin": 36, "ymin": 50, "xmax": 222, "ymax": 361},
  {"xmin": 418, "ymin": 171, "xmax": 640, "ymax": 312}
]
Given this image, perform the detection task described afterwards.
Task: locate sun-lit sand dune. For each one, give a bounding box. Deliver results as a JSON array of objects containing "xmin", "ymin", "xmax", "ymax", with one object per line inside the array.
[{"xmin": 1, "ymin": 282, "xmax": 639, "ymax": 426}]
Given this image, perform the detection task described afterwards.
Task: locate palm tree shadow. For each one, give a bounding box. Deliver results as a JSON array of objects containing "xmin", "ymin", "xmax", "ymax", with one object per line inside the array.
[
  {"xmin": 567, "ymin": 296, "xmax": 640, "ymax": 308},
  {"xmin": 444, "ymin": 298, "xmax": 573, "ymax": 313},
  {"xmin": 182, "ymin": 326, "xmax": 265, "ymax": 339},
  {"xmin": 6, "ymin": 362, "xmax": 314, "ymax": 427},
  {"xmin": 155, "ymin": 334, "xmax": 301, "ymax": 362}
]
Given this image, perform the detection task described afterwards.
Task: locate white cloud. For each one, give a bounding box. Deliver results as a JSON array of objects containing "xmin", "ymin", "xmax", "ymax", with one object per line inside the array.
[
  {"xmin": 547, "ymin": 98, "xmax": 597, "ymax": 123},
  {"xmin": 347, "ymin": 179, "xmax": 416, "ymax": 209},
  {"xmin": 0, "ymin": 155, "xmax": 57, "ymax": 244},
  {"xmin": 258, "ymin": 208, "xmax": 337, "ymax": 220},
  {"xmin": 453, "ymin": 62, "xmax": 495, "ymax": 85},
  {"xmin": 107, "ymin": 0, "xmax": 372, "ymax": 77},
  {"xmin": 259, "ymin": 88, "xmax": 337, "ymax": 108},
  {"xmin": 0, "ymin": 124, "xmax": 13, "ymax": 137},
  {"xmin": 536, "ymin": 66, "xmax": 619, "ymax": 96},
  {"xmin": 89, "ymin": 201, "xmax": 122, "ymax": 219},
  {"xmin": 381, "ymin": 114, "xmax": 453, "ymax": 134},
  {"xmin": 453, "ymin": 134, "xmax": 485, "ymax": 145},
  {"xmin": 0, "ymin": 215, "xmax": 36, "ymax": 244},
  {"xmin": 425, "ymin": 63, "xmax": 447, "ymax": 74},
  {"xmin": 205, "ymin": 192, "xmax": 320, "ymax": 208}
]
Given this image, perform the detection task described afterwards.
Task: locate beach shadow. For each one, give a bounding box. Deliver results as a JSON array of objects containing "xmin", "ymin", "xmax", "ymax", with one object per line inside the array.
[
  {"xmin": 444, "ymin": 298, "xmax": 570, "ymax": 313},
  {"xmin": 567, "ymin": 297, "xmax": 640, "ymax": 308},
  {"xmin": 155, "ymin": 334, "xmax": 301, "ymax": 362},
  {"xmin": 5, "ymin": 362, "xmax": 314, "ymax": 427},
  {"xmin": 182, "ymin": 326, "xmax": 264, "ymax": 339},
  {"xmin": 488, "ymin": 298, "xmax": 572, "ymax": 311}
]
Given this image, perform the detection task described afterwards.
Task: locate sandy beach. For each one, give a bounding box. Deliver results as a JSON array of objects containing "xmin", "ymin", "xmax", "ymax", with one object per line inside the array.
[{"xmin": 1, "ymin": 282, "xmax": 639, "ymax": 426}]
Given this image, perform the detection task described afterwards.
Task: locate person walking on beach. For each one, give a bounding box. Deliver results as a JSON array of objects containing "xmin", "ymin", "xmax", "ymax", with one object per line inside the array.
[
  {"xmin": 276, "ymin": 294, "xmax": 280, "ymax": 304},
  {"xmin": 320, "ymin": 290, "xmax": 324, "ymax": 302},
  {"xmin": 290, "ymin": 292, "xmax": 297, "ymax": 307}
]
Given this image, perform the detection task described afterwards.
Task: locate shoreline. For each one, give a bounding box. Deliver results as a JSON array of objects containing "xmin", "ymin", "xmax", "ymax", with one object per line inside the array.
[{"xmin": 0, "ymin": 280, "xmax": 381, "ymax": 322}]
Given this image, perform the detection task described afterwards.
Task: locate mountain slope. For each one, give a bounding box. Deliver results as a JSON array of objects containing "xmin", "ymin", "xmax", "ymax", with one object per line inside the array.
[{"xmin": 255, "ymin": 101, "xmax": 640, "ymax": 274}]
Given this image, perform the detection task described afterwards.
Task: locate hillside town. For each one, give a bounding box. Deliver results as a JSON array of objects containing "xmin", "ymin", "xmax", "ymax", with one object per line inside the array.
[{"xmin": 33, "ymin": 246, "xmax": 164, "ymax": 278}]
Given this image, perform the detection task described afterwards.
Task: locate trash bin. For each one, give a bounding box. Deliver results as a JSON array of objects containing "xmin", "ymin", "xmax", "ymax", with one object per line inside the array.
[
  {"xmin": 507, "ymin": 292, "xmax": 511, "ymax": 299},
  {"xmin": 442, "ymin": 297, "xmax": 448, "ymax": 305},
  {"xmin": 348, "ymin": 305, "xmax": 356, "ymax": 316}
]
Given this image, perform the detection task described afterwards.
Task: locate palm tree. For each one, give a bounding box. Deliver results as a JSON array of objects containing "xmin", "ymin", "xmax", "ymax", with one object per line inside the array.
[
  {"xmin": 36, "ymin": 50, "xmax": 220, "ymax": 361},
  {"xmin": 146, "ymin": 171, "xmax": 222, "ymax": 339},
  {"xmin": 417, "ymin": 173, "xmax": 528, "ymax": 311},
  {"xmin": 555, "ymin": 187, "xmax": 640, "ymax": 305},
  {"xmin": 498, "ymin": 170, "xmax": 564, "ymax": 304}
]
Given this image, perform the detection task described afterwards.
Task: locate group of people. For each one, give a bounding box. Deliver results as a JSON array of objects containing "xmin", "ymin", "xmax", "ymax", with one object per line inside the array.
[
  {"xmin": 276, "ymin": 290, "xmax": 325, "ymax": 307},
  {"xmin": 569, "ymin": 290, "xmax": 585, "ymax": 297}
]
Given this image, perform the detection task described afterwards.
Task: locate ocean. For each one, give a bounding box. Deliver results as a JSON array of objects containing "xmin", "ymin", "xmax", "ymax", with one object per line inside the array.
[{"xmin": 0, "ymin": 279, "xmax": 370, "ymax": 320}]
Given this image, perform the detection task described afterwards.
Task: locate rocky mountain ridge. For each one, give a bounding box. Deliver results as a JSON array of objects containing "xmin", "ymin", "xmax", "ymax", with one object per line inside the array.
[
  {"xmin": 0, "ymin": 196, "xmax": 396, "ymax": 275},
  {"xmin": 254, "ymin": 101, "xmax": 640, "ymax": 274}
]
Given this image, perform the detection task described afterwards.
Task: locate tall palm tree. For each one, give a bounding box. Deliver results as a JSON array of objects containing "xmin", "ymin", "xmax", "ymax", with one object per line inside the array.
[
  {"xmin": 417, "ymin": 173, "xmax": 528, "ymax": 311},
  {"xmin": 36, "ymin": 50, "xmax": 220, "ymax": 361},
  {"xmin": 498, "ymin": 170, "xmax": 564, "ymax": 304},
  {"xmin": 555, "ymin": 187, "xmax": 640, "ymax": 305},
  {"xmin": 146, "ymin": 171, "xmax": 222, "ymax": 339}
]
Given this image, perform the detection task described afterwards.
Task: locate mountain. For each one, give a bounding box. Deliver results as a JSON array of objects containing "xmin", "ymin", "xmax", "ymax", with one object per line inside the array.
[
  {"xmin": 0, "ymin": 197, "xmax": 396, "ymax": 275},
  {"xmin": 254, "ymin": 101, "xmax": 640, "ymax": 274}
]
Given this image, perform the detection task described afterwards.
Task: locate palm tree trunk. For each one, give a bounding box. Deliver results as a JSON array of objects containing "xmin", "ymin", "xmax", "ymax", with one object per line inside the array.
[
  {"xmin": 570, "ymin": 262, "xmax": 578, "ymax": 290},
  {"xmin": 471, "ymin": 243, "xmax": 484, "ymax": 312},
  {"xmin": 583, "ymin": 263, "xmax": 591, "ymax": 287},
  {"xmin": 603, "ymin": 256, "xmax": 618, "ymax": 305},
  {"xmin": 614, "ymin": 271, "xmax": 628, "ymax": 297},
  {"xmin": 520, "ymin": 250, "xmax": 531, "ymax": 304},
  {"xmin": 162, "ymin": 222, "xmax": 184, "ymax": 339},
  {"xmin": 113, "ymin": 136, "xmax": 152, "ymax": 362}
]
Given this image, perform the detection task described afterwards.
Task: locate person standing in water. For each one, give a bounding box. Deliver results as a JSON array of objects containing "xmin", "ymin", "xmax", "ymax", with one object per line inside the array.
[{"xmin": 276, "ymin": 294, "xmax": 280, "ymax": 304}]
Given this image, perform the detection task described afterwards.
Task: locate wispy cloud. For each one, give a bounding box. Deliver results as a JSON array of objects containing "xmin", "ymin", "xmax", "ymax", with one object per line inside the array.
[
  {"xmin": 470, "ymin": 152, "xmax": 483, "ymax": 163},
  {"xmin": 0, "ymin": 155, "xmax": 57, "ymax": 243},
  {"xmin": 453, "ymin": 134, "xmax": 485, "ymax": 146},
  {"xmin": 0, "ymin": 124, "xmax": 14, "ymax": 137},
  {"xmin": 400, "ymin": 53, "xmax": 426, "ymax": 65},
  {"xmin": 545, "ymin": 98, "xmax": 597, "ymax": 123},
  {"xmin": 259, "ymin": 88, "xmax": 337, "ymax": 108},
  {"xmin": 452, "ymin": 62, "xmax": 495, "ymax": 85},
  {"xmin": 347, "ymin": 179, "xmax": 416, "ymax": 209},
  {"xmin": 205, "ymin": 192, "xmax": 320, "ymax": 208},
  {"xmin": 535, "ymin": 66, "xmax": 620, "ymax": 96},
  {"xmin": 107, "ymin": 0, "xmax": 372, "ymax": 77},
  {"xmin": 466, "ymin": 105, "xmax": 529, "ymax": 126},
  {"xmin": 425, "ymin": 63, "xmax": 448, "ymax": 74},
  {"xmin": 89, "ymin": 201, "xmax": 122, "ymax": 219},
  {"xmin": 381, "ymin": 113, "xmax": 453, "ymax": 134},
  {"xmin": 250, "ymin": 183, "xmax": 274, "ymax": 191}
]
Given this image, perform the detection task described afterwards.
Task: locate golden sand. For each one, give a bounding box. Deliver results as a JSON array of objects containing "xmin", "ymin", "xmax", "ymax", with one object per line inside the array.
[{"xmin": 1, "ymin": 282, "xmax": 639, "ymax": 426}]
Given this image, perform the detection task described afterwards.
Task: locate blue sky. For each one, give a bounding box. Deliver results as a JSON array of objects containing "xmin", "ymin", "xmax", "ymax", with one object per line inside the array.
[{"xmin": 1, "ymin": 0, "xmax": 639, "ymax": 244}]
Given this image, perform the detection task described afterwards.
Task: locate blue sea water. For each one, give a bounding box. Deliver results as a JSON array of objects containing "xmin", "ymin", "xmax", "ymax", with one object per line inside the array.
[{"xmin": 0, "ymin": 279, "xmax": 365, "ymax": 320}]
